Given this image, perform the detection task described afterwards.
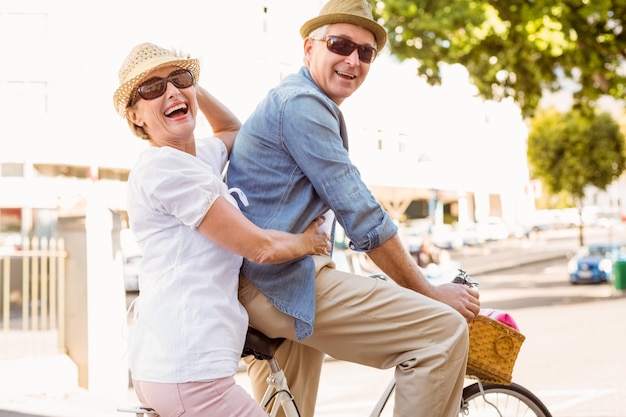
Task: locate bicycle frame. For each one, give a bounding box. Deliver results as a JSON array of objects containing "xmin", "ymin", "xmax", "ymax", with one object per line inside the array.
[
  {"xmin": 259, "ymin": 355, "xmax": 300, "ymax": 417},
  {"xmin": 369, "ymin": 378, "xmax": 396, "ymax": 417},
  {"xmin": 260, "ymin": 354, "xmax": 397, "ymax": 417}
]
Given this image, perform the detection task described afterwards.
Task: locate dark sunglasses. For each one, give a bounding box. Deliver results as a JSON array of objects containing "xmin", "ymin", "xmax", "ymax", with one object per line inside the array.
[
  {"xmin": 135, "ymin": 68, "xmax": 194, "ymax": 101},
  {"xmin": 311, "ymin": 35, "xmax": 377, "ymax": 63}
]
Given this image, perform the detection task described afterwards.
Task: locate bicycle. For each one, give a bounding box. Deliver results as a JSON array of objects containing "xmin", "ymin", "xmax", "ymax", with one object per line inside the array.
[
  {"xmin": 239, "ymin": 315, "xmax": 553, "ymax": 417},
  {"xmin": 119, "ymin": 271, "xmax": 553, "ymax": 417}
]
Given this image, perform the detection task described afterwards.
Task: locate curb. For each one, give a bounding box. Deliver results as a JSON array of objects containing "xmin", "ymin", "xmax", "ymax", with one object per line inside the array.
[{"xmin": 465, "ymin": 251, "xmax": 569, "ymax": 276}]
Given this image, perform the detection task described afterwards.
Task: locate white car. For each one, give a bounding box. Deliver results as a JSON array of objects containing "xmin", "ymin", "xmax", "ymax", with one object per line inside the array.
[
  {"xmin": 430, "ymin": 224, "xmax": 464, "ymax": 250},
  {"xmin": 123, "ymin": 255, "xmax": 141, "ymax": 292},
  {"xmin": 477, "ymin": 217, "xmax": 510, "ymax": 241}
]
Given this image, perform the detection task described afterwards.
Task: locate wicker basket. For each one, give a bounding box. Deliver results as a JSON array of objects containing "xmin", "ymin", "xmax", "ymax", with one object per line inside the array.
[{"xmin": 466, "ymin": 314, "xmax": 526, "ymax": 385}]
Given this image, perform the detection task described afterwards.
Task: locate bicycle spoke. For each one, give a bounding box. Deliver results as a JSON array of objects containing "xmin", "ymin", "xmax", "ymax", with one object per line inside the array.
[{"xmin": 461, "ymin": 382, "xmax": 552, "ymax": 417}]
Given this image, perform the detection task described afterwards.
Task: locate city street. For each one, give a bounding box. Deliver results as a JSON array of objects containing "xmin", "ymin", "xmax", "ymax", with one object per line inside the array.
[{"xmin": 236, "ymin": 252, "xmax": 626, "ymax": 417}]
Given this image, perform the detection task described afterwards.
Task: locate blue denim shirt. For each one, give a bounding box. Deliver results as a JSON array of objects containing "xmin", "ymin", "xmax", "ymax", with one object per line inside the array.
[{"xmin": 226, "ymin": 67, "xmax": 398, "ymax": 340}]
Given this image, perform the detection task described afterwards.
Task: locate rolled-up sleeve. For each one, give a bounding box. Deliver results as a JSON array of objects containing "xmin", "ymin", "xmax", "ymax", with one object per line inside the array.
[{"xmin": 281, "ymin": 93, "xmax": 398, "ymax": 251}]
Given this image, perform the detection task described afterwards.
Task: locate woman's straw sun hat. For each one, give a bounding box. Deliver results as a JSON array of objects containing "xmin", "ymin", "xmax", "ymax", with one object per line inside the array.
[
  {"xmin": 113, "ymin": 42, "xmax": 199, "ymax": 118},
  {"xmin": 300, "ymin": 0, "xmax": 387, "ymax": 51}
]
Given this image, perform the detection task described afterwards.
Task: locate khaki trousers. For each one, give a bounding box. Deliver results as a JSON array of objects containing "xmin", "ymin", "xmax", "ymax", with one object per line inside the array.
[{"xmin": 238, "ymin": 256, "xmax": 468, "ymax": 417}]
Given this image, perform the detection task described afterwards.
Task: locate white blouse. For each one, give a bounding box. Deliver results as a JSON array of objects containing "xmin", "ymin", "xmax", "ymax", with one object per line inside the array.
[{"xmin": 126, "ymin": 137, "xmax": 248, "ymax": 383}]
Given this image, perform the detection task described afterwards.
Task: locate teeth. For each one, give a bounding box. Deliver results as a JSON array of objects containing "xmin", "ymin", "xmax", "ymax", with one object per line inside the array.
[
  {"xmin": 165, "ymin": 103, "xmax": 187, "ymax": 116},
  {"xmin": 337, "ymin": 71, "xmax": 356, "ymax": 79}
]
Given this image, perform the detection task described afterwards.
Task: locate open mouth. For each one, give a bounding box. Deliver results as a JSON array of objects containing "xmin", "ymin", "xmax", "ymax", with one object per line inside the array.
[
  {"xmin": 165, "ymin": 103, "xmax": 189, "ymax": 118},
  {"xmin": 336, "ymin": 70, "xmax": 356, "ymax": 80}
]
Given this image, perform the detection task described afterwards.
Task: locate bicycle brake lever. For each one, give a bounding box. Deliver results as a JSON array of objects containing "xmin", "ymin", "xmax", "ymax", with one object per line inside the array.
[{"xmin": 451, "ymin": 269, "xmax": 479, "ymax": 288}]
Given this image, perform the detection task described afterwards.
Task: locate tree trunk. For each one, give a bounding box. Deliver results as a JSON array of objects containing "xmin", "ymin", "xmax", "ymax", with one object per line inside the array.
[{"xmin": 577, "ymin": 203, "xmax": 584, "ymax": 247}]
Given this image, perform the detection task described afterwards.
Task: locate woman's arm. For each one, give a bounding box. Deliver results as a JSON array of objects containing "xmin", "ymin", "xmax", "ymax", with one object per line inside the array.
[
  {"xmin": 196, "ymin": 86, "xmax": 241, "ymax": 155},
  {"xmin": 197, "ymin": 197, "xmax": 330, "ymax": 264}
]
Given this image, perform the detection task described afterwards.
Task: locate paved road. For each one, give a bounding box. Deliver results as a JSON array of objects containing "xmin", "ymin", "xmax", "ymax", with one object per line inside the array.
[
  {"xmin": 234, "ymin": 252, "xmax": 626, "ymax": 417},
  {"xmin": 454, "ymin": 225, "xmax": 620, "ymax": 275}
]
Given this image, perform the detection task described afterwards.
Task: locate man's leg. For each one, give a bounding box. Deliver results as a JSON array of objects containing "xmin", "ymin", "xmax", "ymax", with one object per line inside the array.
[
  {"xmin": 302, "ymin": 260, "xmax": 468, "ymax": 417},
  {"xmin": 239, "ymin": 274, "xmax": 325, "ymax": 417},
  {"xmin": 239, "ymin": 257, "xmax": 469, "ymax": 417}
]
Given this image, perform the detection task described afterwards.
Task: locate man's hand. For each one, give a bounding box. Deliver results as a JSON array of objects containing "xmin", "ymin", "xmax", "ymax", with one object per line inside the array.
[{"xmin": 432, "ymin": 283, "xmax": 480, "ymax": 323}]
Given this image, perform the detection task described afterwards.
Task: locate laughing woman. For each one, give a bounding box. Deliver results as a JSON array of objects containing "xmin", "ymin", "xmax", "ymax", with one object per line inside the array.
[{"xmin": 113, "ymin": 42, "xmax": 330, "ymax": 417}]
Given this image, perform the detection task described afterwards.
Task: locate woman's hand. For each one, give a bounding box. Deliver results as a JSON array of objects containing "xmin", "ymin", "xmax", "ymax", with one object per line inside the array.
[
  {"xmin": 302, "ymin": 216, "xmax": 332, "ymax": 256},
  {"xmin": 199, "ymin": 198, "xmax": 331, "ymax": 264}
]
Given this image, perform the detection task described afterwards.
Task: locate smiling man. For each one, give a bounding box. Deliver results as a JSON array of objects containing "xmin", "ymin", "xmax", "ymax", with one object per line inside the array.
[{"xmin": 226, "ymin": 1, "xmax": 480, "ymax": 416}]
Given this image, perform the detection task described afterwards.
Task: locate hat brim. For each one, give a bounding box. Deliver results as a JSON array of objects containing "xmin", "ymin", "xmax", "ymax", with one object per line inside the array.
[
  {"xmin": 300, "ymin": 13, "xmax": 387, "ymax": 51},
  {"xmin": 113, "ymin": 57, "xmax": 200, "ymax": 118}
]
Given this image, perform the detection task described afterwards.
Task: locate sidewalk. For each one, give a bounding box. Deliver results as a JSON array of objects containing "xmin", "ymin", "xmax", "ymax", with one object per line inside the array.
[
  {"xmin": 0, "ymin": 350, "xmax": 134, "ymax": 417},
  {"xmin": 0, "ymin": 228, "xmax": 614, "ymax": 417}
]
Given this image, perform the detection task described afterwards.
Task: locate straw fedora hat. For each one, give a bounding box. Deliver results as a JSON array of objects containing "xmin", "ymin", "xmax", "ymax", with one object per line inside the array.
[
  {"xmin": 300, "ymin": 0, "xmax": 387, "ymax": 51},
  {"xmin": 113, "ymin": 42, "xmax": 200, "ymax": 118}
]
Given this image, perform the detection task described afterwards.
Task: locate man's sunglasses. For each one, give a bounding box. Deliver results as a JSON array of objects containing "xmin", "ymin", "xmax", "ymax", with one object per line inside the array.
[
  {"xmin": 135, "ymin": 68, "xmax": 194, "ymax": 102},
  {"xmin": 310, "ymin": 35, "xmax": 377, "ymax": 64}
]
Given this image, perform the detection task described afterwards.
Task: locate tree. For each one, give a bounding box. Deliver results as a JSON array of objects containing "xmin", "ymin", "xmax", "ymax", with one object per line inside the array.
[
  {"xmin": 374, "ymin": 0, "xmax": 626, "ymax": 118},
  {"xmin": 527, "ymin": 108, "xmax": 626, "ymax": 245}
]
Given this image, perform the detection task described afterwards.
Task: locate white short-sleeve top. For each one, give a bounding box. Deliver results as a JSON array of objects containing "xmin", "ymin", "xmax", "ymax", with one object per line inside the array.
[{"xmin": 126, "ymin": 137, "xmax": 248, "ymax": 383}]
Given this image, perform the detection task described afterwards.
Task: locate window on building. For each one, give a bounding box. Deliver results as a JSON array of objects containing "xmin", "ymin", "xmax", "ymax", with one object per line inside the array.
[
  {"xmin": 0, "ymin": 208, "xmax": 21, "ymax": 234},
  {"xmin": 33, "ymin": 164, "xmax": 88, "ymax": 178},
  {"xmin": 31, "ymin": 164, "xmax": 129, "ymax": 181},
  {"xmin": 1, "ymin": 163, "xmax": 24, "ymax": 177}
]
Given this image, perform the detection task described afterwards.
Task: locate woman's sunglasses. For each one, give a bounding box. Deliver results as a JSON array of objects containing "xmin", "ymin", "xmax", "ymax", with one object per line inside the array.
[
  {"xmin": 310, "ymin": 35, "xmax": 377, "ymax": 63},
  {"xmin": 135, "ymin": 68, "xmax": 194, "ymax": 101}
]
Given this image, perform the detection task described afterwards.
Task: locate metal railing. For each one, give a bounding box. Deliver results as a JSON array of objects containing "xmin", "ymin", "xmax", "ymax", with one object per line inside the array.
[{"xmin": 0, "ymin": 237, "xmax": 67, "ymax": 355}]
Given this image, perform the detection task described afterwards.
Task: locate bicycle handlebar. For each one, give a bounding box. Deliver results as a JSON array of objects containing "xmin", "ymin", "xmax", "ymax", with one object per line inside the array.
[{"xmin": 451, "ymin": 269, "xmax": 479, "ymax": 288}]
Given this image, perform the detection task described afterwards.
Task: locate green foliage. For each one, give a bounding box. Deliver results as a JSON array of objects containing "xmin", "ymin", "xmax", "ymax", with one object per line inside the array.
[
  {"xmin": 527, "ymin": 109, "xmax": 626, "ymax": 200},
  {"xmin": 374, "ymin": 0, "xmax": 626, "ymax": 117}
]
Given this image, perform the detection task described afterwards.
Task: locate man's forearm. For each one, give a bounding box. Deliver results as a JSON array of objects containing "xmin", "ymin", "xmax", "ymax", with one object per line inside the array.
[{"xmin": 367, "ymin": 234, "xmax": 436, "ymax": 298}]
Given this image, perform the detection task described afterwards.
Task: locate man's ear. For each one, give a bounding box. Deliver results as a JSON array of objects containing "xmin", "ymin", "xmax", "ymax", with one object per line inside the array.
[
  {"xmin": 303, "ymin": 37, "xmax": 314, "ymax": 58},
  {"xmin": 303, "ymin": 38, "xmax": 314, "ymax": 66}
]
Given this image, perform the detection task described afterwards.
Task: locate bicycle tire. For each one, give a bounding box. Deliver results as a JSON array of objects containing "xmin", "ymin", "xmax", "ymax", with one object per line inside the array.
[{"xmin": 461, "ymin": 381, "xmax": 552, "ymax": 417}]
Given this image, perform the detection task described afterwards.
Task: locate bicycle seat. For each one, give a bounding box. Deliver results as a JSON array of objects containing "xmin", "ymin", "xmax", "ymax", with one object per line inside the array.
[{"xmin": 242, "ymin": 326, "xmax": 285, "ymax": 360}]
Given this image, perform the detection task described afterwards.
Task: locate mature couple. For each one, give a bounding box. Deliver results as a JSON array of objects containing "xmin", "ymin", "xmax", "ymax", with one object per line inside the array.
[{"xmin": 113, "ymin": 1, "xmax": 480, "ymax": 416}]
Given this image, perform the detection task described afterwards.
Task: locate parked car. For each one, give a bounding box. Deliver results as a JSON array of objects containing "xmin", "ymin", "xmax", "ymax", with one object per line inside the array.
[
  {"xmin": 430, "ymin": 224, "xmax": 464, "ymax": 250},
  {"xmin": 456, "ymin": 222, "xmax": 487, "ymax": 247},
  {"xmin": 0, "ymin": 232, "xmax": 22, "ymax": 254},
  {"xmin": 567, "ymin": 243, "xmax": 626, "ymax": 284},
  {"xmin": 120, "ymin": 228, "xmax": 142, "ymax": 292},
  {"xmin": 477, "ymin": 217, "xmax": 510, "ymax": 241},
  {"xmin": 123, "ymin": 254, "xmax": 141, "ymax": 292}
]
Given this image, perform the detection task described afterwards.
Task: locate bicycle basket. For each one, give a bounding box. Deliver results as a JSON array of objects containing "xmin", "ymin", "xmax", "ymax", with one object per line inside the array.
[{"xmin": 466, "ymin": 314, "xmax": 525, "ymax": 385}]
